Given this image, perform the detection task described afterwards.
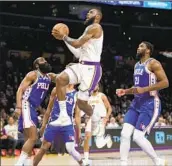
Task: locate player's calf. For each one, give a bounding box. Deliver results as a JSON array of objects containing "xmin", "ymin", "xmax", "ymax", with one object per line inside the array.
[
  {"xmin": 77, "ymin": 99, "xmax": 93, "ymax": 116},
  {"xmin": 33, "ymin": 140, "xmax": 51, "ymax": 166}
]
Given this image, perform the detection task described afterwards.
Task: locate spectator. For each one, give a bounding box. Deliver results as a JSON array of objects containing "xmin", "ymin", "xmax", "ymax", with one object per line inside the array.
[
  {"xmin": 107, "ymin": 117, "xmax": 119, "ymax": 128},
  {"xmin": 155, "ymin": 117, "xmax": 166, "ymax": 127},
  {"xmin": 4, "ymin": 116, "xmax": 18, "ymax": 156}
]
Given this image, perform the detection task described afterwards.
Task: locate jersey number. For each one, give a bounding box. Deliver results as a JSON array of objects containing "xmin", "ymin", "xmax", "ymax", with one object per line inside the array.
[
  {"xmin": 40, "ymin": 91, "xmax": 44, "ymax": 99},
  {"xmin": 135, "ymin": 76, "xmax": 139, "ymax": 85}
]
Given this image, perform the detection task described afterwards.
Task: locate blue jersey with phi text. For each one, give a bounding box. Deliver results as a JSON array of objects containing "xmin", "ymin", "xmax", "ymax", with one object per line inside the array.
[
  {"xmin": 134, "ymin": 58, "xmax": 158, "ymax": 99},
  {"xmin": 22, "ymin": 71, "xmax": 51, "ymax": 107},
  {"xmin": 49, "ymin": 90, "xmax": 77, "ymax": 123}
]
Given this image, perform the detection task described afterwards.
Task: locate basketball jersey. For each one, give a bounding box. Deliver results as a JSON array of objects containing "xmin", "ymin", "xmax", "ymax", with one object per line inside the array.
[
  {"xmin": 79, "ymin": 24, "xmax": 103, "ymax": 62},
  {"xmin": 88, "ymin": 92, "xmax": 107, "ymax": 117},
  {"xmin": 22, "ymin": 71, "xmax": 51, "ymax": 107},
  {"xmin": 49, "ymin": 90, "xmax": 77, "ymax": 122},
  {"xmin": 134, "ymin": 58, "xmax": 158, "ymax": 99}
]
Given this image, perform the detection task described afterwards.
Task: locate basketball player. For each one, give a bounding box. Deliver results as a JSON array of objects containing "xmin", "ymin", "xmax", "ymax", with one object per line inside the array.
[
  {"xmin": 14, "ymin": 57, "xmax": 57, "ymax": 166},
  {"xmin": 83, "ymin": 84, "xmax": 112, "ymax": 164},
  {"xmin": 51, "ymin": 9, "xmax": 103, "ymax": 126},
  {"xmin": 116, "ymin": 41, "xmax": 169, "ymax": 166},
  {"xmin": 33, "ymin": 85, "xmax": 89, "ymax": 166}
]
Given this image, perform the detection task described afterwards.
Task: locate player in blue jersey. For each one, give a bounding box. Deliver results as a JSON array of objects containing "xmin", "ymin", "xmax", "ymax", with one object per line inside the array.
[
  {"xmin": 33, "ymin": 85, "xmax": 89, "ymax": 166},
  {"xmin": 14, "ymin": 57, "xmax": 57, "ymax": 166},
  {"xmin": 116, "ymin": 41, "xmax": 169, "ymax": 166}
]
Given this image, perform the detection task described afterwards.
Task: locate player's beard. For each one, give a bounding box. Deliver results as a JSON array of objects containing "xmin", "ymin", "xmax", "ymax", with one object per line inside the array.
[
  {"xmin": 38, "ymin": 62, "xmax": 52, "ymax": 74},
  {"xmin": 84, "ymin": 16, "xmax": 96, "ymax": 26},
  {"xmin": 136, "ymin": 51, "xmax": 145, "ymax": 60}
]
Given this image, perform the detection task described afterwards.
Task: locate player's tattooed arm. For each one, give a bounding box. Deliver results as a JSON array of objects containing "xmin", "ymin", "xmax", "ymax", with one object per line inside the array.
[
  {"xmin": 63, "ymin": 24, "xmax": 102, "ymax": 48},
  {"xmin": 15, "ymin": 71, "xmax": 37, "ymax": 118},
  {"xmin": 41, "ymin": 87, "xmax": 56, "ymax": 128},
  {"xmin": 143, "ymin": 60, "xmax": 169, "ymax": 92}
]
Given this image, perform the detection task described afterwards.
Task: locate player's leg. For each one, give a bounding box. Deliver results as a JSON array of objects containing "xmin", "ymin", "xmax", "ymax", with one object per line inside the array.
[
  {"xmin": 23, "ymin": 130, "xmax": 32, "ymax": 166},
  {"xmin": 15, "ymin": 127, "xmax": 37, "ymax": 166},
  {"xmin": 133, "ymin": 98, "xmax": 166, "ymax": 165},
  {"xmin": 15, "ymin": 102, "xmax": 38, "ymax": 166},
  {"xmin": 50, "ymin": 64, "xmax": 82, "ymax": 126},
  {"xmin": 120, "ymin": 108, "xmax": 139, "ymax": 165},
  {"xmin": 62, "ymin": 125, "xmax": 88, "ymax": 166},
  {"xmin": 33, "ymin": 125, "xmax": 57, "ymax": 166},
  {"xmin": 83, "ymin": 118, "xmax": 92, "ymax": 162},
  {"xmin": 77, "ymin": 64, "xmax": 102, "ymax": 116}
]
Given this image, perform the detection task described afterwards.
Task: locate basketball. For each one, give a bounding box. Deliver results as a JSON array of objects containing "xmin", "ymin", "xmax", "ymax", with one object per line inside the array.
[{"xmin": 52, "ymin": 23, "xmax": 69, "ymax": 36}]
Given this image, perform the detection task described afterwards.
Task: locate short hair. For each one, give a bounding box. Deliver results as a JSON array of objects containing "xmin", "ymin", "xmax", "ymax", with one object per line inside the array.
[
  {"xmin": 142, "ymin": 41, "xmax": 154, "ymax": 55},
  {"xmin": 33, "ymin": 57, "xmax": 40, "ymax": 69}
]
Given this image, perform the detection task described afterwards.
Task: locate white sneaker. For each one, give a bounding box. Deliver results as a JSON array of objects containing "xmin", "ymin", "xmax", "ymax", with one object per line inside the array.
[
  {"xmin": 106, "ymin": 134, "xmax": 113, "ymax": 148},
  {"xmin": 82, "ymin": 159, "xmax": 92, "ymax": 166},
  {"xmin": 120, "ymin": 160, "xmax": 128, "ymax": 166},
  {"xmin": 49, "ymin": 115, "xmax": 72, "ymax": 126},
  {"xmin": 155, "ymin": 158, "xmax": 167, "ymax": 166}
]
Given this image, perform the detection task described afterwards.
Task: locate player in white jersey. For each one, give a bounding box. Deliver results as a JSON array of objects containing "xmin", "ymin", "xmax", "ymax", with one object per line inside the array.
[
  {"xmin": 51, "ymin": 9, "xmax": 103, "ymax": 126},
  {"xmin": 83, "ymin": 84, "xmax": 112, "ymax": 164}
]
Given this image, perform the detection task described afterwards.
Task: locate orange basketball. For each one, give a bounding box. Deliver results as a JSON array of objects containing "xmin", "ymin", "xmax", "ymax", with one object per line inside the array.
[{"xmin": 52, "ymin": 23, "xmax": 69, "ymax": 36}]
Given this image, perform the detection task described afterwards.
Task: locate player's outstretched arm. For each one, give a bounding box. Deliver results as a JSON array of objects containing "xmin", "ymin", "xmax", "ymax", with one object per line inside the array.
[
  {"xmin": 42, "ymin": 87, "xmax": 56, "ymax": 128},
  {"xmin": 63, "ymin": 24, "xmax": 102, "ymax": 48},
  {"xmin": 39, "ymin": 87, "xmax": 56, "ymax": 136},
  {"xmin": 15, "ymin": 71, "xmax": 37, "ymax": 118},
  {"xmin": 141, "ymin": 59, "xmax": 169, "ymax": 93}
]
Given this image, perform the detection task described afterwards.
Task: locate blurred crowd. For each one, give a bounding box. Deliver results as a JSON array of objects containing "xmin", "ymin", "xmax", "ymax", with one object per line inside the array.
[{"xmin": 0, "ymin": 46, "xmax": 172, "ymax": 156}]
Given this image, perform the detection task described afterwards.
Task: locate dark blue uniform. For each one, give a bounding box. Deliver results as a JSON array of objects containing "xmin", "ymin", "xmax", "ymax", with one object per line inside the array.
[
  {"xmin": 18, "ymin": 71, "xmax": 51, "ymax": 132},
  {"xmin": 43, "ymin": 90, "xmax": 77, "ymax": 143},
  {"xmin": 124, "ymin": 58, "xmax": 161, "ymax": 134}
]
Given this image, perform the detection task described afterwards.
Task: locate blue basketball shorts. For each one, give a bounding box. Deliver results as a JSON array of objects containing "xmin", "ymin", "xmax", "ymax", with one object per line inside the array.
[{"xmin": 124, "ymin": 97, "xmax": 161, "ymax": 134}]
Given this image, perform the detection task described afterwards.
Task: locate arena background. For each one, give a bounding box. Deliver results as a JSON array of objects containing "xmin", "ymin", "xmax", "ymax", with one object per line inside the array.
[{"xmin": 0, "ymin": 1, "xmax": 172, "ymax": 165}]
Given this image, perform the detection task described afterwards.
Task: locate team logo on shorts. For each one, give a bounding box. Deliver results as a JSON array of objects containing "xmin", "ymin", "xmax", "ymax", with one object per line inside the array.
[
  {"xmin": 140, "ymin": 122, "xmax": 145, "ymax": 130},
  {"xmin": 68, "ymin": 135, "xmax": 74, "ymax": 141}
]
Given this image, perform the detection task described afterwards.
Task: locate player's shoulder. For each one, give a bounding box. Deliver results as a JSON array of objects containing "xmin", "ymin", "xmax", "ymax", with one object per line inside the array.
[
  {"xmin": 26, "ymin": 70, "xmax": 37, "ymax": 79},
  {"xmin": 87, "ymin": 23, "xmax": 102, "ymax": 32},
  {"xmin": 149, "ymin": 58, "xmax": 161, "ymax": 65},
  {"xmin": 99, "ymin": 92, "xmax": 106, "ymax": 97}
]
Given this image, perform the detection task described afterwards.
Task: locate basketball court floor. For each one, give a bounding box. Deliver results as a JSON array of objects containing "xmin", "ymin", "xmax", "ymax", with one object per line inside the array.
[{"xmin": 2, "ymin": 150, "xmax": 172, "ymax": 166}]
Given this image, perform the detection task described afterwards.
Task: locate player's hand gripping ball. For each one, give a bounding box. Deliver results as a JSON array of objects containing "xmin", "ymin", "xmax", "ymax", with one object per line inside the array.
[{"xmin": 52, "ymin": 23, "xmax": 69, "ymax": 40}]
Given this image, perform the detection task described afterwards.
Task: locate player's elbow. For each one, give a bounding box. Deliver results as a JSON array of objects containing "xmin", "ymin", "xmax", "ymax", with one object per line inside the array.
[{"xmin": 164, "ymin": 79, "xmax": 169, "ymax": 88}]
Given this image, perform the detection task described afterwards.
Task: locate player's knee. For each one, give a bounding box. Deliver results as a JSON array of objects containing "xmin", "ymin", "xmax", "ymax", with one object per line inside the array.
[
  {"xmin": 84, "ymin": 132, "xmax": 91, "ymax": 141},
  {"xmin": 121, "ymin": 123, "xmax": 134, "ymax": 140},
  {"xmin": 65, "ymin": 142, "xmax": 75, "ymax": 154},
  {"xmin": 56, "ymin": 72, "xmax": 69, "ymax": 86},
  {"xmin": 133, "ymin": 129, "xmax": 145, "ymax": 142},
  {"xmin": 41, "ymin": 141, "xmax": 51, "ymax": 151}
]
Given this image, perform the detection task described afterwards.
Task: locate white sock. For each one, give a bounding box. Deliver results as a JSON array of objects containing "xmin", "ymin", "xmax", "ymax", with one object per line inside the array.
[
  {"xmin": 120, "ymin": 135, "xmax": 131, "ymax": 164},
  {"xmin": 84, "ymin": 152, "xmax": 89, "ymax": 160},
  {"xmin": 71, "ymin": 149, "xmax": 82, "ymax": 162},
  {"xmin": 15, "ymin": 151, "xmax": 28, "ymax": 166},
  {"xmin": 24, "ymin": 157, "xmax": 32, "ymax": 166},
  {"xmin": 59, "ymin": 101, "xmax": 67, "ymax": 116},
  {"xmin": 133, "ymin": 129, "xmax": 159, "ymax": 164},
  {"xmin": 120, "ymin": 123, "xmax": 134, "ymax": 165}
]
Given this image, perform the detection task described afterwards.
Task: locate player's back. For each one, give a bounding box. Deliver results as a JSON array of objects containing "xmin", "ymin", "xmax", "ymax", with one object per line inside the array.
[
  {"xmin": 88, "ymin": 92, "xmax": 107, "ymax": 117},
  {"xmin": 22, "ymin": 71, "xmax": 51, "ymax": 107},
  {"xmin": 134, "ymin": 58, "xmax": 158, "ymax": 99},
  {"xmin": 79, "ymin": 24, "xmax": 103, "ymax": 62},
  {"xmin": 49, "ymin": 90, "xmax": 77, "ymax": 122}
]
